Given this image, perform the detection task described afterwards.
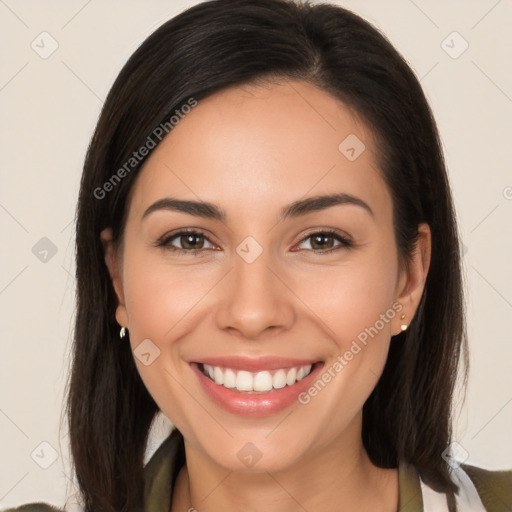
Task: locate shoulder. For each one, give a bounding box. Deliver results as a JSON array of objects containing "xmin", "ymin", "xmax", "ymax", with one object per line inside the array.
[
  {"xmin": 461, "ymin": 463, "xmax": 512, "ymax": 510},
  {"xmin": 399, "ymin": 459, "xmax": 512, "ymax": 511},
  {"xmin": 3, "ymin": 430, "xmax": 185, "ymax": 512},
  {"xmin": 1, "ymin": 504, "xmax": 64, "ymax": 512}
]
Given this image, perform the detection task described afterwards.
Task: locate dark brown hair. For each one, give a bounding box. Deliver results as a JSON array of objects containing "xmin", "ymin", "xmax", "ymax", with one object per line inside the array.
[{"xmin": 65, "ymin": 0, "xmax": 467, "ymax": 510}]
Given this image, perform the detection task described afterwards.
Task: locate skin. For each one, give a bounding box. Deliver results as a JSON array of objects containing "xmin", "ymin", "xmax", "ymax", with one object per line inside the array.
[{"xmin": 102, "ymin": 80, "xmax": 431, "ymax": 512}]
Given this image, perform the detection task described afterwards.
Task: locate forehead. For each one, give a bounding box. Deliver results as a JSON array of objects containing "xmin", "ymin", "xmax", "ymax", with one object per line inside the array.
[{"xmin": 128, "ymin": 80, "xmax": 390, "ymax": 222}]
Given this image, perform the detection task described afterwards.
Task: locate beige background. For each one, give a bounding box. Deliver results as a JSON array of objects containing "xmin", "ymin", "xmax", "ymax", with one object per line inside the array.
[{"xmin": 1, "ymin": 0, "xmax": 511, "ymax": 508}]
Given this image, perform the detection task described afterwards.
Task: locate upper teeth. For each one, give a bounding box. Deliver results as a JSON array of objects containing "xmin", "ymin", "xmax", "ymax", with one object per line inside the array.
[{"xmin": 202, "ymin": 364, "xmax": 313, "ymax": 392}]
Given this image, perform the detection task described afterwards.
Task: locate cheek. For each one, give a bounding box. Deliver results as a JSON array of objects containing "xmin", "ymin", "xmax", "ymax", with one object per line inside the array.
[
  {"xmin": 289, "ymin": 248, "xmax": 399, "ymax": 346},
  {"xmin": 289, "ymin": 247, "xmax": 398, "ymax": 413},
  {"xmin": 122, "ymin": 247, "xmax": 217, "ymax": 341},
  {"xmin": 119, "ymin": 245, "xmax": 229, "ymax": 420},
  {"xmin": 119, "ymin": 247, "xmax": 216, "ymax": 428}
]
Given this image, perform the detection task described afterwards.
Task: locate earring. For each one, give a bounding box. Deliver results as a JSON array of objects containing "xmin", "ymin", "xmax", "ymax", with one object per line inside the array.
[
  {"xmin": 400, "ymin": 313, "xmax": 408, "ymax": 332},
  {"xmin": 119, "ymin": 326, "xmax": 127, "ymax": 339}
]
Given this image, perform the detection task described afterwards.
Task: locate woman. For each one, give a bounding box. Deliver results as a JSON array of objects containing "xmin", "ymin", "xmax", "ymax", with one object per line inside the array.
[{"xmin": 5, "ymin": 0, "xmax": 511, "ymax": 511}]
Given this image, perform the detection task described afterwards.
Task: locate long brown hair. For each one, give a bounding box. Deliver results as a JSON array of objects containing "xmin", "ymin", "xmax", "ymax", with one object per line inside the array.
[{"xmin": 66, "ymin": 1, "xmax": 467, "ymax": 510}]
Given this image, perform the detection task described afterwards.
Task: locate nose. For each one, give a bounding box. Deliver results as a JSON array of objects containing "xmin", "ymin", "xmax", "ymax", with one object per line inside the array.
[{"xmin": 214, "ymin": 248, "xmax": 295, "ymax": 340}]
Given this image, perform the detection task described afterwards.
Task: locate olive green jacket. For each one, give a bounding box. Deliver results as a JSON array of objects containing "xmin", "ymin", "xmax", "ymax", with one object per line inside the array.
[{"xmin": 3, "ymin": 429, "xmax": 512, "ymax": 511}]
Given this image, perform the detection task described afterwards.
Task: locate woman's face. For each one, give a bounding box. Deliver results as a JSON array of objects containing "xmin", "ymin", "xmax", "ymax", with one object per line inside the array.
[{"xmin": 103, "ymin": 80, "xmax": 429, "ymax": 472}]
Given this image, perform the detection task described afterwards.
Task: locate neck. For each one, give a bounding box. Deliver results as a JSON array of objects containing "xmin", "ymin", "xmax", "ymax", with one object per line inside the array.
[{"xmin": 171, "ymin": 419, "xmax": 398, "ymax": 512}]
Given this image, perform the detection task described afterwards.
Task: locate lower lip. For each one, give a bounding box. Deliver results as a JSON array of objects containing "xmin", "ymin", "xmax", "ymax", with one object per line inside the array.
[{"xmin": 191, "ymin": 362, "xmax": 323, "ymax": 417}]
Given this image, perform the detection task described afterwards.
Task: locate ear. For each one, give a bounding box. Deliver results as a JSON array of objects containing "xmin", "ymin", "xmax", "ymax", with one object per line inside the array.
[
  {"xmin": 392, "ymin": 223, "xmax": 431, "ymax": 335},
  {"xmin": 100, "ymin": 228, "xmax": 129, "ymax": 328}
]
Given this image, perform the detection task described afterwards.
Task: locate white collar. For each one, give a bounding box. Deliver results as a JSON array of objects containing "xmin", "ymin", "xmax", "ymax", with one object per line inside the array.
[{"xmin": 420, "ymin": 464, "xmax": 486, "ymax": 511}]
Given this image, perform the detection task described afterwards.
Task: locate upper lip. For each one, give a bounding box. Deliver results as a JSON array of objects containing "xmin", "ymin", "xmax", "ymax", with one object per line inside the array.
[{"xmin": 191, "ymin": 356, "xmax": 320, "ymax": 372}]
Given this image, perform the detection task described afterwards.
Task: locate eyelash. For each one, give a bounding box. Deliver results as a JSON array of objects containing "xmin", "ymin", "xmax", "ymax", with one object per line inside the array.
[{"xmin": 155, "ymin": 228, "xmax": 353, "ymax": 255}]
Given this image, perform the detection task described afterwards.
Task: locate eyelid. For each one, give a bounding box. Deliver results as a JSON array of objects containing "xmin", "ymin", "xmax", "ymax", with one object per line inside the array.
[{"xmin": 297, "ymin": 227, "xmax": 352, "ymax": 243}]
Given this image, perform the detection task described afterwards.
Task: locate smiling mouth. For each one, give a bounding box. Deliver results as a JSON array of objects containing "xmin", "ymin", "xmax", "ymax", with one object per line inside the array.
[{"xmin": 198, "ymin": 362, "xmax": 320, "ymax": 393}]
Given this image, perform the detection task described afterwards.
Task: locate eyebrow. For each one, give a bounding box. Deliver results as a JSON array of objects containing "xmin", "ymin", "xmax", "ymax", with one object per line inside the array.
[{"xmin": 142, "ymin": 193, "xmax": 374, "ymax": 222}]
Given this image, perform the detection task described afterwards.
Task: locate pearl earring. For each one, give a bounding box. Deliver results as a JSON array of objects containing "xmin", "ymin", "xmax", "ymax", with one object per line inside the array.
[{"xmin": 400, "ymin": 313, "xmax": 408, "ymax": 332}]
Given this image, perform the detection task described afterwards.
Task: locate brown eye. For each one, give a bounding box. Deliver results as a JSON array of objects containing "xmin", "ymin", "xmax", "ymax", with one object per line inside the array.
[
  {"xmin": 178, "ymin": 233, "xmax": 206, "ymax": 250},
  {"xmin": 157, "ymin": 230, "xmax": 216, "ymax": 253},
  {"xmin": 296, "ymin": 230, "xmax": 352, "ymax": 253},
  {"xmin": 310, "ymin": 233, "xmax": 336, "ymax": 250}
]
